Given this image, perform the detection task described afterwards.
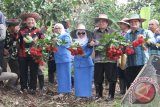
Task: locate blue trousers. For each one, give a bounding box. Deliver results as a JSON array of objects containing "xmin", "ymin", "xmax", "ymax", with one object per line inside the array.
[
  {"xmin": 56, "ymin": 62, "xmax": 72, "ymax": 93},
  {"xmin": 74, "ymin": 67, "xmax": 93, "ymax": 97}
]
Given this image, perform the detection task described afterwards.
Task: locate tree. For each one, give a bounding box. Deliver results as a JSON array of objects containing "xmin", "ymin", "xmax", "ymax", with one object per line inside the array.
[
  {"xmin": 0, "ymin": 0, "xmax": 159, "ymax": 30},
  {"xmin": 0, "ymin": 0, "xmax": 75, "ymax": 26}
]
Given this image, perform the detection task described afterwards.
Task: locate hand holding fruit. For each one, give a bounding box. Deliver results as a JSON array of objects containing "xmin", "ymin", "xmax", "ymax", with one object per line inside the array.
[
  {"xmin": 68, "ymin": 47, "xmax": 84, "ymax": 56},
  {"xmin": 23, "ymin": 36, "xmax": 34, "ymax": 43},
  {"xmin": 89, "ymin": 40, "xmax": 95, "ymax": 46}
]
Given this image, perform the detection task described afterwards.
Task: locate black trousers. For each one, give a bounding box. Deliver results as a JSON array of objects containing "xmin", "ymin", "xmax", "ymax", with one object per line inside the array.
[
  {"xmin": 19, "ymin": 57, "xmax": 38, "ymax": 90},
  {"xmin": 48, "ymin": 60, "xmax": 56, "ymax": 84},
  {"xmin": 125, "ymin": 65, "xmax": 143, "ymax": 89},
  {"xmin": 118, "ymin": 67, "xmax": 126, "ymax": 94},
  {"xmin": 38, "ymin": 68, "xmax": 44, "ymax": 90},
  {"xmin": 0, "ymin": 42, "xmax": 4, "ymax": 67},
  {"xmin": 94, "ymin": 62, "xmax": 117, "ymax": 97}
]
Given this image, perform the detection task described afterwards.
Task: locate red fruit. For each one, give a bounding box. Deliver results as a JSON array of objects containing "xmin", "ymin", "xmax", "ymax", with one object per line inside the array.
[
  {"xmin": 119, "ymin": 45, "xmax": 124, "ymax": 49},
  {"xmin": 74, "ymin": 49, "xmax": 78, "ymax": 55},
  {"xmin": 46, "ymin": 46, "xmax": 51, "ymax": 51},
  {"xmin": 138, "ymin": 37, "xmax": 144, "ymax": 44},
  {"xmin": 36, "ymin": 52, "xmax": 42, "ymax": 57},
  {"xmin": 125, "ymin": 47, "xmax": 134, "ymax": 55},
  {"xmin": 35, "ymin": 59, "xmax": 41, "ymax": 63},
  {"xmin": 71, "ymin": 52, "xmax": 75, "ymax": 56},
  {"xmin": 113, "ymin": 49, "xmax": 116, "ymax": 53},
  {"xmin": 77, "ymin": 47, "xmax": 84, "ymax": 55},
  {"xmin": 72, "ymin": 50, "xmax": 77, "ymax": 55},
  {"xmin": 37, "ymin": 48, "xmax": 42, "ymax": 52},
  {"xmin": 68, "ymin": 48, "xmax": 73, "ymax": 51},
  {"xmin": 30, "ymin": 49, "xmax": 36, "ymax": 56},
  {"xmin": 39, "ymin": 61, "xmax": 44, "ymax": 66},
  {"xmin": 54, "ymin": 47, "xmax": 58, "ymax": 52},
  {"xmin": 106, "ymin": 47, "xmax": 122, "ymax": 60},
  {"xmin": 68, "ymin": 48, "xmax": 76, "ymax": 55},
  {"xmin": 132, "ymin": 40, "xmax": 140, "ymax": 47},
  {"xmin": 51, "ymin": 47, "xmax": 58, "ymax": 52}
]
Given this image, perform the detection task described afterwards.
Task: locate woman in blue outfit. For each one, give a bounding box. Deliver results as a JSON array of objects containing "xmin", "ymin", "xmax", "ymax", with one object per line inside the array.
[
  {"xmin": 54, "ymin": 23, "xmax": 72, "ymax": 94},
  {"xmin": 73, "ymin": 24, "xmax": 94, "ymax": 98}
]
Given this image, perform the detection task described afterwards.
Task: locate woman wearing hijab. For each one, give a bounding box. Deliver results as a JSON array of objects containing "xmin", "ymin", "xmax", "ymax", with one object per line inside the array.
[
  {"xmin": 0, "ymin": 11, "xmax": 6, "ymax": 68},
  {"xmin": 54, "ymin": 23, "xmax": 72, "ymax": 95},
  {"xmin": 73, "ymin": 24, "xmax": 94, "ymax": 98}
]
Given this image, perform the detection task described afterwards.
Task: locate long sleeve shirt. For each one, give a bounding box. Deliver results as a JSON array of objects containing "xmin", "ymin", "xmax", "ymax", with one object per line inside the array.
[
  {"xmin": 93, "ymin": 27, "xmax": 116, "ymax": 63},
  {"xmin": 54, "ymin": 33, "xmax": 72, "ymax": 63},
  {"xmin": 125, "ymin": 28, "xmax": 156, "ymax": 67},
  {"xmin": 18, "ymin": 27, "xmax": 44, "ymax": 57}
]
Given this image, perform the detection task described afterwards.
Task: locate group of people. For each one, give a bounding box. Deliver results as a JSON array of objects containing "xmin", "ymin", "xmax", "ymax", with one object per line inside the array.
[{"xmin": 0, "ymin": 10, "xmax": 160, "ymax": 102}]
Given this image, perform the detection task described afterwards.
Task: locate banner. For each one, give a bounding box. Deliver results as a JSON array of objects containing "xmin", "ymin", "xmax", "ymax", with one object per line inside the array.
[{"xmin": 121, "ymin": 55, "xmax": 160, "ymax": 107}]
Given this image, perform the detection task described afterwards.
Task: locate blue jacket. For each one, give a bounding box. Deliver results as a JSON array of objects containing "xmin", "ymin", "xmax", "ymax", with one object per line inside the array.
[
  {"xmin": 125, "ymin": 28, "xmax": 156, "ymax": 67},
  {"xmin": 73, "ymin": 44, "xmax": 94, "ymax": 68},
  {"xmin": 54, "ymin": 33, "xmax": 72, "ymax": 63}
]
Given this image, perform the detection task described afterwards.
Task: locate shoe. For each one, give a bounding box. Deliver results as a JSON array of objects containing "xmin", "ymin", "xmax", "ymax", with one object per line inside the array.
[
  {"xmin": 95, "ymin": 85, "xmax": 103, "ymax": 99},
  {"xmin": 107, "ymin": 82, "xmax": 116, "ymax": 101},
  {"xmin": 105, "ymin": 95, "xmax": 114, "ymax": 102},
  {"xmin": 46, "ymin": 87, "xmax": 54, "ymax": 96},
  {"xmin": 28, "ymin": 89, "xmax": 36, "ymax": 95},
  {"xmin": 76, "ymin": 97, "xmax": 82, "ymax": 101},
  {"xmin": 94, "ymin": 95, "xmax": 101, "ymax": 100},
  {"xmin": 20, "ymin": 89, "xmax": 28, "ymax": 94},
  {"xmin": 38, "ymin": 89, "xmax": 45, "ymax": 96},
  {"xmin": 53, "ymin": 93, "xmax": 65, "ymax": 100}
]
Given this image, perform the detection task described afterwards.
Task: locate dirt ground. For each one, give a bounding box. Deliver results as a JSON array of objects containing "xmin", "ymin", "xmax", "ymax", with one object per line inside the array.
[
  {"xmin": 0, "ymin": 81, "xmax": 122, "ymax": 107},
  {"xmin": 0, "ymin": 66, "xmax": 123, "ymax": 107}
]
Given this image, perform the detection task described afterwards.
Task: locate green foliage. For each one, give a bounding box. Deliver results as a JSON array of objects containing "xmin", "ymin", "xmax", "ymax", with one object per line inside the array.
[
  {"xmin": 71, "ymin": 0, "xmax": 129, "ymax": 30},
  {"xmin": 0, "ymin": 0, "xmax": 160, "ymax": 31},
  {"xmin": 99, "ymin": 33, "xmax": 130, "ymax": 47},
  {"xmin": 0, "ymin": 0, "xmax": 74, "ymax": 26},
  {"xmin": 151, "ymin": 0, "xmax": 160, "ymax": 21},
  {"xmin": 140, "ymin": 7, "xmax": 151, "ymax": 29}
]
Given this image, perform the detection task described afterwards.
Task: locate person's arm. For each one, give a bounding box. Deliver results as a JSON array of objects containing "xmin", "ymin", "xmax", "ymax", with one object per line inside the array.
[
  {"xmin": 145, "ymin": 30, "xmax": 156, "ymax": 44},
  {"xmin": 83, "ymin": 47, "xmax": 93, "ymax": 57},
  {"xmin": 0, "ymin": 24, "xmax": 6, "ymax": 41},
  {"xmin": 60, "ymin": 34, "xmax": 72, "ymax": 48}
]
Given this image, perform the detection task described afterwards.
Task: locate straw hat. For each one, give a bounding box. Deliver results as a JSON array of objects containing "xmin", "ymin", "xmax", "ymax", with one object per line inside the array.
[
  {"xmin": 95, "ymin": 14, "xmax": 112, "ymax": 25},
  {"xmin": 125, "ymin": 14, "xmax": 146, "ymax": 22},
  {"xmin": 6, "ymin": 19, "xmax": 20, "ymax": 26},
  {"xmin": 70, "ymin": 24, "xmax": 93, "ymax": 39},
  {"xmin": 117, "ymin": 18, "xmax": 130, "ymax": 26},
  {"xmin": 19, "ymin": 12, "xmax": 41, "ymax": 21}
]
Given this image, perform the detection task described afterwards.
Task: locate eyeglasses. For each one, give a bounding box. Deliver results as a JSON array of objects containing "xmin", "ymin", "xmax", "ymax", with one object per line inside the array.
[
  {"xmin": 78, "ymin": 32, "xmax": 85, "ymax": 35},
  {"xmin": 55, "ymin": 28, "xmax": 61, "ymax": 29}
]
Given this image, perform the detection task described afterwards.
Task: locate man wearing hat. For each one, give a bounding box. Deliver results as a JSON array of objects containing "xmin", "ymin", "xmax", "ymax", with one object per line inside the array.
[
  {"xmin": 149, "ymin": 19, "xmax": 160, "ymax": 55},
  {"xmin": 89, "ymin": 14, "xmax": 117, "ymax": 101},
  {"xmin": 117, "ymin": 18, "xmax": 130, "ymax": 95},
  {"xmin": 125, "ymin": 14, "xmax": 156, "ymax": 89},
  {"xmin": 61, "ymin": 19, "xmax": 71, "ymax": 33},
  {"xmin": 117, "ymin": 18, "xmax": 130, "ymax": 36},
  {"xmin": 18, "ymin": 12, "xmax": 44, "ymax": 94},
  {"xmin": 3, "ymin": 19, "xmax": 20, "ymax": 85}
]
